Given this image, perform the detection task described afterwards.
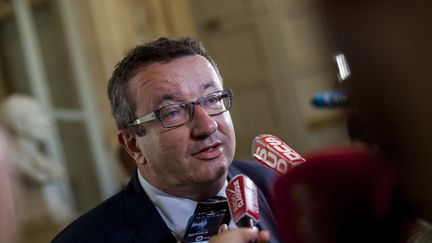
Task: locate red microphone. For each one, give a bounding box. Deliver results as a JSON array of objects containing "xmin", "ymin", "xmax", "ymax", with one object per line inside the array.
[
  {"xmin": 271, "ymin": 147, "xmax": 411, "ymax": 243},
  {"xmin": 252, "ymin": 134, "xmax": 306, "ymax": 175},
  {"xmin": 226, "ymin": 174, "xmax": 260, "ymax": 227}
]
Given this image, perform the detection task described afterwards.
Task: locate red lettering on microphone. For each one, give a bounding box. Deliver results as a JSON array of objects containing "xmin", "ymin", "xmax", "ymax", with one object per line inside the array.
[{"xmin": 253, "ymin": 134, "xmax": 306, "ymax": 175}]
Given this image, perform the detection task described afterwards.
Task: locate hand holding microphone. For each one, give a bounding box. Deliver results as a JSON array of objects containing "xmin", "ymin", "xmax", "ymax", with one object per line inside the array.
[
  {"xmin": 182, "ymin": 173, "xmax": 263, "ymax": 243},
  {"xmin": 209, "ymin": 226, "xmax": 269, "ymax": 243},
  {"xmin": 212, "ymin": 174, "xmax": 268, "ymax": 243},
  {"xmin": 211, "ymin": 134, "xmax": 298, "ymax": 243}
]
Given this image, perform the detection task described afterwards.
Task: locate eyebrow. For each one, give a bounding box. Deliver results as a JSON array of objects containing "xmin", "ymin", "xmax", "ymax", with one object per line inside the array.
[
  {"xmin": 154, "ymin": 94, "xmax": 180, "ymax": 109},
  {"xmin": 154, "ymin": 82, "xmax": 218, "ymax": 108}
]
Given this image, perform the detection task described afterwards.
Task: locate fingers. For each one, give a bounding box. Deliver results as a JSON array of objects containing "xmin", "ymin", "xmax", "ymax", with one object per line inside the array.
[
  {"xmin": 238, "ymin": 227, "xmax": 260, "ymax": 242},
  {"xmin": 257, "ymin": 230, "xmax": 270, "ymax": 243},
  {"xmin": 209, "ymin": 227, "xmax": 269, "ymax": 243},
  {"xmin": 218, "ymin": 224, "xmax": 229, "ymax": 234}
]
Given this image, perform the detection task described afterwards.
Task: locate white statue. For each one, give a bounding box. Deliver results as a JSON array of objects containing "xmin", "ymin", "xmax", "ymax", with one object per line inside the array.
[
  {"xmin": 0, "ymin": 94, "xmax": 73, "ymax": 225},
  {"xmin": 0, "ymin": 127, "xmax": 18, "ymax": 243}
]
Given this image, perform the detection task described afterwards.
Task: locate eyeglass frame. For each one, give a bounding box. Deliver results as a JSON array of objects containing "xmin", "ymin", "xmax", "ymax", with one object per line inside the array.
[{"xmin": 127, "ymin": 89, "xmax": 233, "ymax": 129}]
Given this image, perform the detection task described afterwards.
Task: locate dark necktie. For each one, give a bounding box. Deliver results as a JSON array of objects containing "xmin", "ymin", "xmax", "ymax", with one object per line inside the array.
[{"xmin": 181, "ymin": 196, "xmax": 231, "ymax": 243}]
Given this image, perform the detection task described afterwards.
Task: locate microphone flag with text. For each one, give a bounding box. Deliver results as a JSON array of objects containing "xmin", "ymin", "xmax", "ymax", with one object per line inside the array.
[
  {"xmin": 226, "ymin": 174, "xmax": 260, "ymax": 228},
  {"xmin": 252, "ymin": 134, "xmax": 306, "ymax": 175}
]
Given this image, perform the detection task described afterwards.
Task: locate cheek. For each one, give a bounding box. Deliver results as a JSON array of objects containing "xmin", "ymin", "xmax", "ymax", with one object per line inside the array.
[
  {"xmin": 217, "ymin": 114, "xmax": 236, "ymax": 154},
  {"xmin": 219, "ymin": 114, "xmax": 235, "ymax": 136},
  {"xmin": 153, "ymin": 129, "xmax": 190, "ymax": 158}
]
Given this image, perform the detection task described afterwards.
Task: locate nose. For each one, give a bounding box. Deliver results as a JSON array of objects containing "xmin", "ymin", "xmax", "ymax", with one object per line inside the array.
[{"xmin": 190, "ymin": 105, "xmax": 218, "ymax": 138}]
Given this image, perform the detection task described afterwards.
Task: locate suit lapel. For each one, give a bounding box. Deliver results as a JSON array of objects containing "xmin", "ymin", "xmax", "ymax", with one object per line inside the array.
[
  {"xmin": 256, "ymin": 191, "xmax": 281, "ymax": 243},
  {"xmin": 123, "ymin": 172, "xmax": 177, "ymax": 243}
]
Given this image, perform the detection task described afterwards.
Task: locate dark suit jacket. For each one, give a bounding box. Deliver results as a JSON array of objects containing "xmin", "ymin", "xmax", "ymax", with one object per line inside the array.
[{"xmin": 51, "ymin": 160, "xmax": 282, "ymax": 243}]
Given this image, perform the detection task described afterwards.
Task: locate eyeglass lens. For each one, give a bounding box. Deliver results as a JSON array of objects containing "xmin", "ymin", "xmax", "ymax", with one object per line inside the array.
[{"xmin": 159, "ymin": 91, "xmax": 231, "ymax": 127}]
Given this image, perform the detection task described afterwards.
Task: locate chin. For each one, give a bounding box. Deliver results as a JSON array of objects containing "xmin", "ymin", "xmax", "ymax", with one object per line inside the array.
[
  {"xmin": 197, "ymin": 162, "xmax": 227, "ymax": 183},
  {"xmin": 212, "ymin": 163, "xmax": 229, "ymax": 180}
]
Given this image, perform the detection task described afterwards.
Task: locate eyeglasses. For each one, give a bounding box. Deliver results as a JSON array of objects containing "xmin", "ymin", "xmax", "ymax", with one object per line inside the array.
[{"xmin": 127, "ymin": 89, "xmax": 233, "ymax": 128}]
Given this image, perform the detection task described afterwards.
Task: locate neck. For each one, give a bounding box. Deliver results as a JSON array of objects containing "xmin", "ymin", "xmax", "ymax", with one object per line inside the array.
[
  {"xmin": 139, "ymin": 168, "xmax": 227, "ymax": 201},
  {"xmin": 185, "ymin": 180, "xmax": 226, "ymax": 201}
]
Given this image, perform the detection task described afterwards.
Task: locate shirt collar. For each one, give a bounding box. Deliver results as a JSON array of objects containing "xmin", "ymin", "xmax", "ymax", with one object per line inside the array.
[{"xmin": 137, "ymin": 169, "xmax": 229, "ymax": 240}]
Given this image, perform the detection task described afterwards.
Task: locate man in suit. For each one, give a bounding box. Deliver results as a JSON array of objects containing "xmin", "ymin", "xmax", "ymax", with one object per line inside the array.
[{"xmin": 52, "ymin": 37, "xmax": 282, "ymax": 243}]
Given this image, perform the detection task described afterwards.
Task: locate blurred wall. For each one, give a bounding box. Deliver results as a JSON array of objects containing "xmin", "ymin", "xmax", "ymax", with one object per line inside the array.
[
  {"xmin": 74, "ymin": 0, "xmax": 198, "ymax": 149},
  {"xmin": 0, "ymin": 0, "xmax": 349, "ymax": 242},
  {"xmin": 0, "ymin": 0, "xmax": 349, "ymax": 206},
  {"xmin": 189, "ymin": 0, "xmax": 349, "ymax": 159}
]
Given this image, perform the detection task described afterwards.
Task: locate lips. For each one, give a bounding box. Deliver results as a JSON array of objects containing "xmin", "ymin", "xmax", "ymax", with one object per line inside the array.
[{"xmin": 192, "ymin": 142, "xmax": 223, "ymax": 160}]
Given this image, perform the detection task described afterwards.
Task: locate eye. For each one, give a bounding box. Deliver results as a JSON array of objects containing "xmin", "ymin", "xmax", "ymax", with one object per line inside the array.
[
  {"xmin": 165, "ymin": 110, "xmax": 179, "ymax": 118},
  {"xmin": 206, "ymin": 95, "xmax": 221, "ymax": 106},
  {"xmin": 160, "ymin": 105, "xmax": 183, "ymax": 119}
]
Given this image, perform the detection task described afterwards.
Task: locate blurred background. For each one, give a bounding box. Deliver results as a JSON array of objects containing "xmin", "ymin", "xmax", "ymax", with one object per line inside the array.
[{"xmin": 0, "ymin": 0, "xmax": 350, "ymax": 242}]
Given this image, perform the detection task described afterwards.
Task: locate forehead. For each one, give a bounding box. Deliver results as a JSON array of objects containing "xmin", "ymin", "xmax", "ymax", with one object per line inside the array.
[{"xmin": 128, "ymin": 55, "xmax": 223, "ymax": 111}]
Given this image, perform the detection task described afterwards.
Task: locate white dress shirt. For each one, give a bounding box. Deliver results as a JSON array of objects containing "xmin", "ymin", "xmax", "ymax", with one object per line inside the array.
[{"xmin": 138, "ymin": 170, "xmax": 236, "ymax": 241}]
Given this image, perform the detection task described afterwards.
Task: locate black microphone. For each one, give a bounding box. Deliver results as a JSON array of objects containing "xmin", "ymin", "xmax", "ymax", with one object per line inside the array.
[{"xmin": 226, "ymin": 174, "xmax": 260, "ymax": 228}]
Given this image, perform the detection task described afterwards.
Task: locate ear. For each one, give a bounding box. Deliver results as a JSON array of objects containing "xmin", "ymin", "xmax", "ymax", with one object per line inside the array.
[{"xmin": 117, "ymin": 129, "xmax": 147, "ymax": 165}]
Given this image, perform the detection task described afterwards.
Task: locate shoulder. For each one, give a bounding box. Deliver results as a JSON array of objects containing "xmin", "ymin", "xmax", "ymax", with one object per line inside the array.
[
  {"xmin": 230, "ymin": 160, "xmax": 278, "ymax": 181},
  {"xmin": 229, "ymin": 160, "xmax": 278, "ymax": 199},
  {"xmin": 51, "ymin": 191, "xmax": 128, "ymax": 243}
]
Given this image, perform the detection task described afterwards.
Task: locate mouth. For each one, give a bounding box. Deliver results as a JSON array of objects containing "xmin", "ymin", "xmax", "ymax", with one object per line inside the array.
[{"xmin": 192, "ymin": 142, "xmax": 223, "ymax": 160}]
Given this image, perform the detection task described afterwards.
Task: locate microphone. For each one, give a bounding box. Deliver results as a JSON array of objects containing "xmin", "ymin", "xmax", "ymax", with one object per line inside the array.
[
  {"xmin": 271, "ymin": 148, "xmax": 410, "ymax": 243},
  {"xmin": 226, "ymin": 174, "xmax": 260, "ymax": 228},
  {"xmin": 252, "ymin": 134, "xmax": 306, "ymax": 175},
  {"xmin": 311, "ymin": 90, "xmax": 347, "ymax": 108}
]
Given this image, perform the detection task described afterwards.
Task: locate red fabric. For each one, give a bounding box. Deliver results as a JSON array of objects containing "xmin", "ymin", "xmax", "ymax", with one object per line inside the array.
[{"xmin": 271, "ymin": 147, "xmax": 412, "ymax": 242}]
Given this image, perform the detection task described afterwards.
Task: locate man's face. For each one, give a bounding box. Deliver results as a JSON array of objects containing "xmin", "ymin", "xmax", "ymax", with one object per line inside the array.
[{"xmin": 122, "ymin": 55, "xmax": 236, "ymax": 197}]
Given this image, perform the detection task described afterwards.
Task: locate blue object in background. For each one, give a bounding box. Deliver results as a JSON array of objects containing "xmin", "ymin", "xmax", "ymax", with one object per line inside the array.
[{"xmin": 312, "ymin": 91, "xmax": 347, "ymax": 108}]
